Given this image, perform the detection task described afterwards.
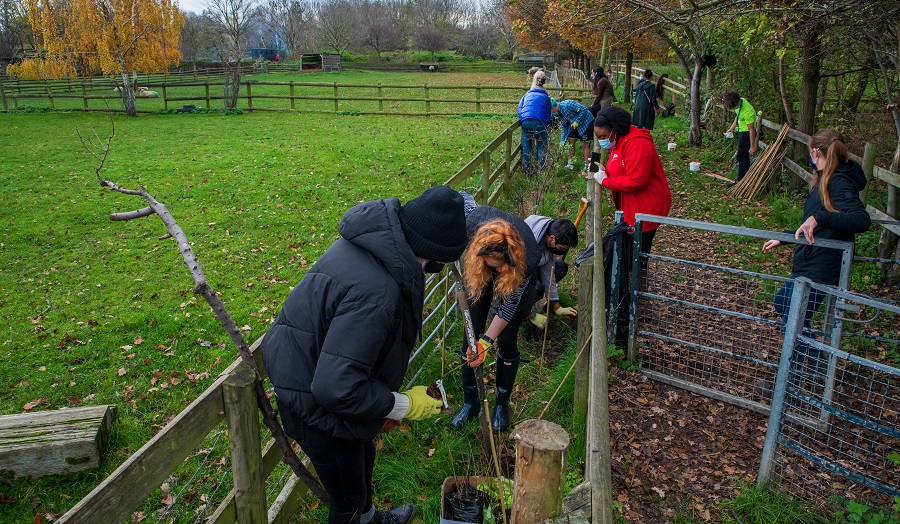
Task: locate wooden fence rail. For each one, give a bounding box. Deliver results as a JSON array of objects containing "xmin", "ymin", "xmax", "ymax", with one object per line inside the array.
[
  {"xmin": 0, "ymin": 78, "xmax": 590, "ymax": 115},
  {"xmin": 55, "ymin": 121, "xmax": 523, "ymax": 523}
]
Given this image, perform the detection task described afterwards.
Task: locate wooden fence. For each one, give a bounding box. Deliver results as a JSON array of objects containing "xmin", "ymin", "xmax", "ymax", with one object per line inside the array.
[
  {"xmin": 0, "ymin": 77, "xmax": 590, "ymax": 115},
  {"xmin": 54, "ymin": 120, "xmax": 524, "ymax": 523},
  {"xmin": 758, "ymin": 118, "xmax": 900, "ymax": 239}
]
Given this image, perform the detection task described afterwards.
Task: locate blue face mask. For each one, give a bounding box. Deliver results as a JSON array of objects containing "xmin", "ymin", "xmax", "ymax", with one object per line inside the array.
[
  {"xmin": 598, "ymin": 138, "xmax": 616, "ymax": 149},
  {"xmin": 808, "ymin": 153, "xmax": 818, "ymax": 171}
]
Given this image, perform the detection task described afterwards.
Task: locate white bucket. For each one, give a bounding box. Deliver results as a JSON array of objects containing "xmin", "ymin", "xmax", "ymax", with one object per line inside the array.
[
  {"xmin": 689, "ymin": 161, "xmax": 701, "ymax": 172},
  {"xmin": 667, "ymin": 142, "xmax": 676, "ymax": 151}
]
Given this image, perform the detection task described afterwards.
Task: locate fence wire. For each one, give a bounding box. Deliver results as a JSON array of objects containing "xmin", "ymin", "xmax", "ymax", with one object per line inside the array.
[{"xmin": 760, "ymin": 280, "xmax": 900, "ymax": 509}]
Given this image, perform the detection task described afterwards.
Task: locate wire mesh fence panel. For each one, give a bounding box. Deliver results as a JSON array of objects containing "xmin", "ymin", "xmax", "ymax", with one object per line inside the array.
[
  {"xmin": 760, "ymin": 279, "xmax": 900, "ymax": 510},
  {"xmin": 626, "ymin": 215, "xmax": 855, "ymax": 414}
]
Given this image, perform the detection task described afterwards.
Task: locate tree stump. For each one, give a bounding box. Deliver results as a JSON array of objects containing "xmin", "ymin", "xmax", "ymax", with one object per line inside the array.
[{"xmin": 511, "ymin": 419, "xmax": 570, "ymax": 524}]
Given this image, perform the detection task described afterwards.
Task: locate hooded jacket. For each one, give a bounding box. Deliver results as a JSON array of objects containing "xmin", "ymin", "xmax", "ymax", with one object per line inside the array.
[
  {"xmin": 518, "ymin": 87, "xmax": 552, "ymax": 125},
  {"xmin": 632, "ymin": 79, "xmax": 659, "ymax": 130},
  {"xmin": 262, "ymin": 198, "xmax": 424, "ymax": 442},
  {"xmin": 791, "ymin": 160, "xmax": 871, "ymax": 286},
  {"xmin": 524, "ymin": 215, "xmax": 561, "ymax": 303},
  {"xmin": 599, "ymin": 125, "xmax": 672, "ymax": 231}
]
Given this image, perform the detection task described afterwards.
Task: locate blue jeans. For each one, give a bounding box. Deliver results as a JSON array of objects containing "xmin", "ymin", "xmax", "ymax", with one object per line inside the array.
[
  {"xmin": 521, "ymin": 119, "xmax": 548, "ymax": 175},
  {"xmin": 773, "ymin": 278, "xmax": 827, "ymax": 365}
]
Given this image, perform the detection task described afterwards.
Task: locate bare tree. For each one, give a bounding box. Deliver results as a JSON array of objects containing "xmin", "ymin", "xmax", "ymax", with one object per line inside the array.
[
  {"xmin": 180, "ymin": 12, "xmax": 219, "ymax": 67},
  {"xmin": 1, "ymin": 0, "xmax": 29, "ymax": 71},
  {"xmin": 263, "ymin": 0, "xmax": 314, "ymax": 57},
  {"xmin": 205, "ymin": 0, "xmax": 258, "ymax": 109},
  {"xmin": 359, "ymin": 0, "xmax": 402, "ymax": 61},
  {"xmin": 485, "ymin": 0, "xmax": 517, "ymax": 60},
  {"xmin": 317, "ymin": 0, "xmax": 358, "ymax": 54},
  {"xmin": 414, "ymin": 26, "xmax": 447, "ymax": 61}
]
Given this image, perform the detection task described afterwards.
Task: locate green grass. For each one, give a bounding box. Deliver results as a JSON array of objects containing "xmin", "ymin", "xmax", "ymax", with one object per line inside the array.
[{"xmin": 0, "ymin": 108, "xmax": 511, "ymax": 522}]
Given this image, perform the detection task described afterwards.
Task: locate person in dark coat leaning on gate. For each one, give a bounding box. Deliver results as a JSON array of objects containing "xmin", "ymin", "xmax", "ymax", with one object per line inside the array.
[
  {"xmin": 262, "ymin": 185, "xmax": 468, "ymax": 524},
  {"xmin": 632, "ymin": 69, "xmax": 659, "ymax": 130},
  {"xmin": 762, "ymin": 129, "xmax": 871, "ymax": 366}
]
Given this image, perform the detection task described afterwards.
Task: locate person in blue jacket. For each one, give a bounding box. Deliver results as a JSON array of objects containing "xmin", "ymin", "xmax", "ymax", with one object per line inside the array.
[
  {"xmin": 762, "ymin": 129, "xmax": 871, "ymax": 375},
  {"xmin": 263, "ymin": 185, "xmax": 468, "ymax": 524},
  {"xmin": 518, "ymin": 70, "xmax": 553, "ymax": 176},
  {"xmin": 552, "ymin": 99, "xmax": 595, "ymax": 171}
]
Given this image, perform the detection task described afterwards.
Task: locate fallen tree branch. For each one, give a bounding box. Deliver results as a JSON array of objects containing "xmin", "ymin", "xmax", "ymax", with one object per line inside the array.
[{"xmin": 83, "ymin": 123, "xmax": 329, "ymax": 505}]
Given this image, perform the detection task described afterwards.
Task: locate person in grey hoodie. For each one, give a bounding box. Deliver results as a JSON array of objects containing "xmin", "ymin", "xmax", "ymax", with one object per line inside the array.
[
  {"xmin": 263, "ymin": 185, "xmax": 468, "ymax": 524},
  {"xmin": 762, "ymin": 129, "xmax": 871, "ymax": 367},
  {"xmin": 523, "ymin": 215, "xmax": 579, "ymax": 330}
]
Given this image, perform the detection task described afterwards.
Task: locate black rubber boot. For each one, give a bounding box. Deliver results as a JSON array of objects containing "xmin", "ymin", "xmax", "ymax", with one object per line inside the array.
[
  {"xmin": 450, "ymin": 363, "xmax": 480, "ymax": 429},
  {"xmin": 491, "ymin": 356, "xmax": 520, "ymax": 432},
  {"xmin": 371, "ymin": 503, "xmax": 415, "ymax": 524}
]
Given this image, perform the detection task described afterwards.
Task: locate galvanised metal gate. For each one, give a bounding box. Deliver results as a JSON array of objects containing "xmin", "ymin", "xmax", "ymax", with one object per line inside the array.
[
  {"xmin": 620, "ymin": 214, "xmax": 854, "ymax": 412},
  {"xmin": 759, "ymin": 278, "xmax": 900, "ymax": 508}
]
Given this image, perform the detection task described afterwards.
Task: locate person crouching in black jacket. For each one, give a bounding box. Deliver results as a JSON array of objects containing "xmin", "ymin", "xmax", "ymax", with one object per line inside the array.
[{"xmin": 262, "ymin": 185, "xmax": 468, "ymax": 524}]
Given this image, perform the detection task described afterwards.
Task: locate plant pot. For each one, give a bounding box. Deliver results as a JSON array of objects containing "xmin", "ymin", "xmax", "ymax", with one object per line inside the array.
[{"xmin": 440, "ymin": 476, "xmax": 490, "ymax": 524}]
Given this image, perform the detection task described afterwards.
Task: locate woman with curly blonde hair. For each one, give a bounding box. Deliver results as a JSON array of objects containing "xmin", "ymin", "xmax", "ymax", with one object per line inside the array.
[{"xmin": 451, "ymin": 193, "xmax": 540, "ymax": 432}]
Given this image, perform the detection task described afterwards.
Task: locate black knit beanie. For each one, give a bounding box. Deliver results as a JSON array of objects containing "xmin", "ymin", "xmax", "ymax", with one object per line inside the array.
[{"xmin": 399, "ymin": 186, "xmax": 468, "ymax": 262}]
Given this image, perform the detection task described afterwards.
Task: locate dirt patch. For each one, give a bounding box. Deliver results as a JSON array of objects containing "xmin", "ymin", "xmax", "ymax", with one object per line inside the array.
[{"xmin": 608, "ymin": 369, "xmax": 768, "ymax": 522}]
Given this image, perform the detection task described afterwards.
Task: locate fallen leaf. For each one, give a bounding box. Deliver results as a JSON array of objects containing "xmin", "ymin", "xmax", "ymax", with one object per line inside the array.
[
  {"xmin": 23, "ymin": 398, "xmax": 46, "ymax": 411},
  {"xmin": 117, "ymin": 368, "xmax": 127, "ymax": 376},
  {"xmin": 134, "ymin": 336, "xmax": 143, "ymax": 345}
]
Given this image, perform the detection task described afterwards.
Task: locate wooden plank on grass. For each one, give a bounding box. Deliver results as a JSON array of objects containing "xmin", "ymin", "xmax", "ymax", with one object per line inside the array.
[{"xmin": 0, "ymin": 405, "xmax": 116, "ymax": 479}]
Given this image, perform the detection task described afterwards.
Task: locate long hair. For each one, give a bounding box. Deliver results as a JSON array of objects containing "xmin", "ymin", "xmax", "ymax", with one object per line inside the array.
[
  {"xmin": 808, "ymin": 129, "xmax": 849, "ymax": 213},
  {"xmin": 656, "ymin": 74, "xmax": 669, "ymax": 101},
  {"xmin": 463, "ymin": 219, "xmax": 526, "ymax": 302}
]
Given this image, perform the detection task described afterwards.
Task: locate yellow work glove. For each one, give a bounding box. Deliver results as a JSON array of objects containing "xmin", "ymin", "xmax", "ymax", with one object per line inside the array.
[
  {"xmin": 555, "ymin": 306, "xmax": 578, "ymax": 318},
  {"xmin": 529, "ymin": 312, "xmax": 548, "ymax": 330},
  {"xmin": 466, "ymin": 336, "xmax": 493, "ymax": 368},
  {"xmin": 401, "ymin": 386, "xmax": 443, "ymax": 421},
  {"xmin": 571, "ymin": 121, "xmax": 579, "ymax": 129}
]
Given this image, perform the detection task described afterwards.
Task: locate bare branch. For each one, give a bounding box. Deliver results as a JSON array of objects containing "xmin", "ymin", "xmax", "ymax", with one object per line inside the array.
[{"xmin": 110, "ymin": 207, "xmax": 155, "ymax": 221}]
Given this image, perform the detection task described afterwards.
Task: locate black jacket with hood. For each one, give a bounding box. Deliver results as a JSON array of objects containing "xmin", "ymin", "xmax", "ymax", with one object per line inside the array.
[
  {"xmin": 262, "ymin": 198, "xmax": 423, "ymax": 442},
  {"xmin": 791, "ymin": 159, "xmax": 871, "ymax": 286}
]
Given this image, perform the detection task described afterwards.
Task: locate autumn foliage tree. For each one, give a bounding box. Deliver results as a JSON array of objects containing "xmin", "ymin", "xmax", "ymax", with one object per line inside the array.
[{"xmin": 8, "ymin": 0, "xmax": 183, "ymax": 116}]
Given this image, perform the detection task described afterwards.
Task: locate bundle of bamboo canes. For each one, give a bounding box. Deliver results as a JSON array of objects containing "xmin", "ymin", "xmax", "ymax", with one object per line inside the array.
[{"xmin": 729, "ymin": 124, "xmax": 791, "ymax": 199}]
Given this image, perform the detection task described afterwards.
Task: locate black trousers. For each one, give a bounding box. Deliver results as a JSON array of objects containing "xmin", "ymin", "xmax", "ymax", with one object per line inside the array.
[
  {"xmin": 614, "ymin": 229, "xmax": 657, "ymax": 340},
  {"xmin": 736, "ymin": 130, "xmax": 751, "ymax": 181},
  {"xmin": 292, "ymin": 421, "xmax": 376, "ymax": 524},
  {"xmin": 462, "ymin": 280, "xmax": 537, "ymax": 360}
]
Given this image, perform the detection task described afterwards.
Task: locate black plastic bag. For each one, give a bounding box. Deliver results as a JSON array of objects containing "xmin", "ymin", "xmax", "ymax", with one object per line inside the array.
[{"xmin": 445, "ymin": 485, "xmax": 484, "ymax": 523}]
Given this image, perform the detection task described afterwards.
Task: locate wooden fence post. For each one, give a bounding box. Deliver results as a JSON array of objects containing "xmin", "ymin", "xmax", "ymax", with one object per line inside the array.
[
  {"xmin": 574, "ymin": 260, "xmax": 592, "ymax": 421},
  {"xmin": 333, "ymin": 83, "xmax": 338, "ymax": 112},
  {"xmin": 860, "ymin": 142, "xmax": 875, "ymax": 206},
  {"xmin": 589, "ymin": 184, "xmax": 613, "ymax": 524},
  {"xmin": 162, "ymin": 85, "xmax": 168, "ymax": 111},
  {"xmin": 425, "ymin": 84, "xmax": 430, "ymax": 115},
  {"xmin": 81, "ymin": 81, "xmax": 88, "ymax": 110},
  {"xmin": 223, "ymin": 363, "xmax": 267, "ymax": 523},
  {"xmin": 481, "ymin": 149, "xmax": 491, "ymax": 203},
  {"xmin": 0, "ymin": 81, "xmax": 7, "ymax": 111},
  {"xmin": 247, "ymin": 82, "xmax": 253, "ymax": 111},
  {"xmin": 289, "ymin": 81, "xmax": 295, "ymax": 110},
  {"xmin": 505, "ymin": 127, "xmax": 512, "ymax": 178},
  {"xmin": 511, "ymin": 419, "xmax": 569, "ymax": 524},
  {"xmin": 476, "ymin": 84, "xmax": 481, "ymax": 113},
  {"xmin": 205, "ymin": 83, "xmax": 211, "ymax": 109},
  {"xmin": 378, "ymin": 83, "xmax": 383, "ymax": 112},
  {"xmin": 47, "ymin": 84, "xmax": 54, "ymax": 109}
]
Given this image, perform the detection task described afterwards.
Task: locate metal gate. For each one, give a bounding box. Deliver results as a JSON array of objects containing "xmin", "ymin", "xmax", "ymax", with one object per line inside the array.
[
  {"xmin": 622, "ymin": 214, "xmax": 854, "ymax": 412},
  {"xmin": 759, "ymin": 278, "xmax": 900, "ymax": 508}
]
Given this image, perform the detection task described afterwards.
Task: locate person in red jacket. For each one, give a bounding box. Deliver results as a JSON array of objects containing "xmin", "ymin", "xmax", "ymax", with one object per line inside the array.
[{"xmin": 591, "ymin": 106, "xmax": 672, "ymax": 343}]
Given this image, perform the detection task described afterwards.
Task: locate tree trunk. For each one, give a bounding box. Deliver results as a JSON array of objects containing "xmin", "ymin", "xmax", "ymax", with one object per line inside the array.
[
  {"xmin": 599, "ymin": 33, "xmax": 609, "ymax": 71},
  {"xmin": 778, "ymin": 55, "xmax": 794, "ymax": 128},
  {"xmin": 624, "ymin": 51, "xmax": 633, "ymax": 104},
  {"xmin": 845, "ymin": 49, "xmax": 874, "ymax": 115},
  {"xmin": 224, "ymin": 61, "xmax": 241, "ymax": 110},
  {"xmin": 119, "ymin": 70, "xmax": 137, "ymax": 117},
  {"xmin": 689, "ymin": 55, "xmax": 703, "ymax": 146},
  {"xmin": 815, "ymin": 77, "xmax": 828, "ymax": 121},
  {"xmin": 797, "ymin": 27, "xmax": 822, "ymax": 138}
]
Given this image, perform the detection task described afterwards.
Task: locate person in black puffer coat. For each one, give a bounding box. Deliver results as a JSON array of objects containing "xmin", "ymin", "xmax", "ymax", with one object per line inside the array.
[
  {"xmin": 262, "ymin": 185, "xmax": 468, "ymax": 524},
  {"xmin": 449, "ymin": 191, "xmax": 541, "ymax": 432},
  {"xmin": 632, "ymin": 69, "xmax": 659, "ymax": 130},
  {"xmin": 762, "ymin": 129, "xmax": 871, "ymax": 367}
]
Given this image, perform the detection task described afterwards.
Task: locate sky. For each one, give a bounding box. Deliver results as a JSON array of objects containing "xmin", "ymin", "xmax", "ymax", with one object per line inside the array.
[{"xmin": 177, "ymin": 0, "xmax": 205, "ymax": 15}]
